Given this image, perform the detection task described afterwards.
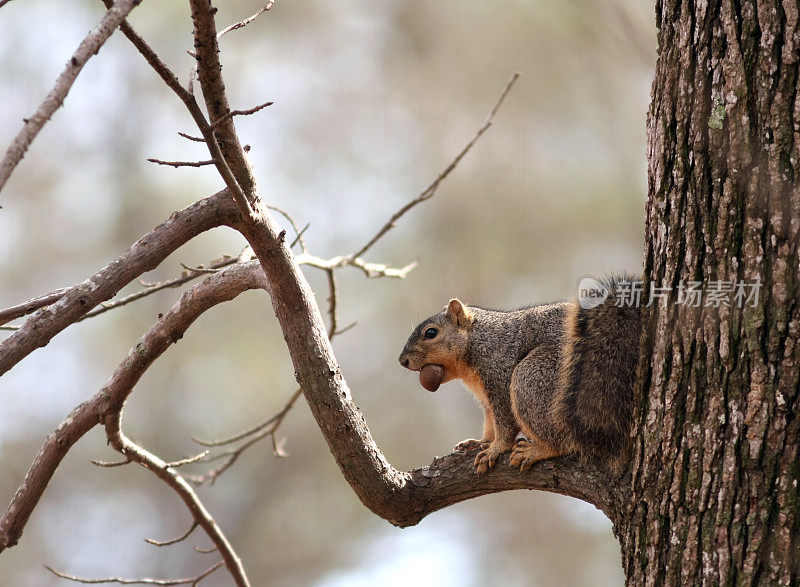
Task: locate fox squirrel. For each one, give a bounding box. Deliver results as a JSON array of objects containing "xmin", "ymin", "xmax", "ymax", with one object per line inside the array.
[{"xmin": 398, "ymin": 276, "xmax": 641, "ymax": 474}]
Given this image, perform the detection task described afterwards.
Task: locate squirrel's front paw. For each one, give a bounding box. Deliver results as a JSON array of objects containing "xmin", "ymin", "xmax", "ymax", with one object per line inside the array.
[
  {"xmin": 454, "ymin": 438, "xmax": 488, "ymax": 452},
  {"xmin": 474, "ymin": 442, "xmax": 510, "ymax": 474}
]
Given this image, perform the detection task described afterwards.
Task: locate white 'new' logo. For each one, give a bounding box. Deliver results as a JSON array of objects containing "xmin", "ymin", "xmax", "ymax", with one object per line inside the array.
[{"xmin": 578, "ymin": 277, "xmax": 608, "ymax": 309}]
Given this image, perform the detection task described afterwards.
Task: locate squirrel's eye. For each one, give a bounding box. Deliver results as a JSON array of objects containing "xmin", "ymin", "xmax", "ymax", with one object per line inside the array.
[{"xmin": 424, "ymin": 327, "xmax": 438, "ymax": 339}]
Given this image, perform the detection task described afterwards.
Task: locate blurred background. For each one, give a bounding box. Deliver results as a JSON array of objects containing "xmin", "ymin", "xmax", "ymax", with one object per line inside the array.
[{"xmin": 0, "ymin": 0, "xmax": 654, "ymax": 584}]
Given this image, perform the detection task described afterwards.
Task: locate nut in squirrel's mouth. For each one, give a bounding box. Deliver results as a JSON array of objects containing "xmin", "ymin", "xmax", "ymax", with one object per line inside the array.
[{"xmin": 419, "ymin": 364, "xmax": 444, "ymax": 392}]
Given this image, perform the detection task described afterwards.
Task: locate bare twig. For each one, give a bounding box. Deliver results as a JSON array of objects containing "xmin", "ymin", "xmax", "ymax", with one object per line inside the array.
[
  {"xmin": 79, "ymin": 256, "xmax": 238, "ymax": 321},
  {"xmin": 167, "ymin": 451, "xmax": 210, "ymax": 468},
  {"xmin": 209, "ymin": 101, "xmax": 273, "ymax": 130},
  {"xmin": 217, "ymin": 1, "xmax": 276, "ymax": 38},
  {"xmin": 265, "ymin": 205, "xmax": 307, "ymax": 253},
  {"xmin": 0, "ymin": 287, "xmax": 70, "ymax": 326},
  {"xmin": 178, "ymin": 131, "xmax": 205, "ymax": 142},
  {"xmin": 179, "ymin": 263, "xmax": 219, "ymax": 274},
  {"xmin": 191, "ymin": 400, "xmax": 294, "ymax": 446},
  {"xmin": 290, "ymin": 224, "xmax": 309, "ymax": 250},
  {"xmin": 187, "ymin": 388, "xmax": 303, "ymax": 485},
  {"xmin": 1, "ymin": 254, "xmax": 238, "ymax": 344},
  {"xmin": 333, "ymin": 321, "xmax": 357, "ymax": 336},
  {"xmin": 90, "ymin": 457, "xmax": 131, "ymax": 468},
  {"xmin": 0, "ymin": 0, "xmax": 142, "ymax": 194},
  {"xmin": 187, "ymin": 432, "xmax": 261, "ymax": 484},
  {"xmin": 349, "ymin": 257, "xmax": 418, "ymax": 278},
  {"xmin": 295, "ymin": 252, "xmax": 418, "ymax": 279},
  {"xmin": 350, "ymin": 72, "xmax": 520, "ymax": 260},
  {"xmin": 194, "ymin": 545, "xmax": 217, "ymax": 554},
  {"xmin": 43, "ymin": 561, "xmax": 224, "ymax": 585},
  {"xmin": 78, "ymin": 247, "xmax": 399, "ymax": 326},
  {"xmin": 0, "ymin": 216, "xmax": 410, "ymax": 359},
  {"xmin": 147, "ymin": 158, "xmax": 214, "ymax": 168},
  {"xmin": 145, "ymin": 521, "xmax": 199, "ymax": 547}
]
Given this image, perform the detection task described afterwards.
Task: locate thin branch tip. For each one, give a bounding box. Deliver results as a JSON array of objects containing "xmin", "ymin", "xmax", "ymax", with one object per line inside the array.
[
  {"xmin": 147, "ymin": 158, "xmax": 215, "ymax": 168},
  {"xmin": 144, "ymin": 521, "xmax": 199, "ymax": 547},
  {"xmin": 350, "ymin": 73, "xmax": 520, "ymax": 259}
]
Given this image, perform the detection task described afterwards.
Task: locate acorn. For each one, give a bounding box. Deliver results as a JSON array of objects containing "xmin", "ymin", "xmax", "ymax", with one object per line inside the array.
[{"xmin": 419, "ymin": 364, "xmax": 444, "ymax": 392}]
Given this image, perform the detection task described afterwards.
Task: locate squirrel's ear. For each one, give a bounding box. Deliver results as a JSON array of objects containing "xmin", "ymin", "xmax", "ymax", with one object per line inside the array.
[{"xmin": 446, "ymin": 299, "xmax": 473, "ymax": 328}]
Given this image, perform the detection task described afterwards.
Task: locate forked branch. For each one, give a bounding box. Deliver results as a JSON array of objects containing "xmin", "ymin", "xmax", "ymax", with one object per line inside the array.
[
  {"xmin": 0, "ymin": 191, "xmax": 242, "ymax": 377},
  {"xmin": 1, "ymin": 262, "xmax": 267, "ymax": 584}
]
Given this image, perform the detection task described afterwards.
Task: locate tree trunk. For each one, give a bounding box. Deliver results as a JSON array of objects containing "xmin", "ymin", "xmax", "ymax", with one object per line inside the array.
[{"xmin": 620, "ymin": 0, "xmax": 799, "ymax": 583}]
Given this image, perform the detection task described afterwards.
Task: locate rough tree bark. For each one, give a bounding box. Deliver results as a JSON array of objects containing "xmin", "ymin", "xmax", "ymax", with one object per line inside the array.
[{"xmin": 620, "ymin": 0, "xmax": 799, "ymax": 584}]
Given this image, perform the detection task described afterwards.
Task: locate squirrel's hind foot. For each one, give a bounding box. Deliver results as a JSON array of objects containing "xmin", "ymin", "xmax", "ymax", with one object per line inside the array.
[{"xmin": 510, "ymin": 439, "xmax": 563, "ymax": 471}]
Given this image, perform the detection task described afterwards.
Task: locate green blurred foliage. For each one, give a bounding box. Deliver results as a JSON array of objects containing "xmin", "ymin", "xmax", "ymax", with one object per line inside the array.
[{"xmin": 0, "ymin": 0, "xmax": 654, "ymax": 584}]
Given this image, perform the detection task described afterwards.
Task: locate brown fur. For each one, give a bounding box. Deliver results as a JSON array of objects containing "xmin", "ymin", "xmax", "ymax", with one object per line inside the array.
[
  {"xmin": 399, "ymin": 275, "xmax": 641, "ymax": 474},
  {"xmin": 552, "ymin": 276, "xmax": 641, "ymax": 470}
]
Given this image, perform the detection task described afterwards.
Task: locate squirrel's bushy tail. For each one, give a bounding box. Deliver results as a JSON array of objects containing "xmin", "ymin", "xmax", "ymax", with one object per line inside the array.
[{"xmin": 554, "ymin": 274, "xmax": 642, "ymax": 468}]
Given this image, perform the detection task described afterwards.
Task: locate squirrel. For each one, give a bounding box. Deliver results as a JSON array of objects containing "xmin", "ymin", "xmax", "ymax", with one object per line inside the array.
[{"xmin": 398, "ymin": 275, "xmax": 641, "ymax": 474}]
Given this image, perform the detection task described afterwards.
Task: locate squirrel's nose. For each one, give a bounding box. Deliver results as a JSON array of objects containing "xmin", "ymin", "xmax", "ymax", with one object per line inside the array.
[{"xmin": 400, "ymin": 356, "xmax": 410, "ymax": 368}]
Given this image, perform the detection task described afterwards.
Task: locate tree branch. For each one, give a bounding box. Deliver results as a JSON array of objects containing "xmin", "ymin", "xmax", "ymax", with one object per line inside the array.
[
  {"xmin": 266, "ymin": 205, "xmax": 307, "ymax": 253},
  {"xmin": 100, "ymin": 0, "xmax": 251, "ymax": 213},
  {"xmin": 0, "ymin": 0, "xmax": 143, "ymax": 194},
  {"xmin": 186, "ymin": 388, "xmax": 303, "ymax": 485},
  {"xmin": 0, "ymin": 191, "xmax": 241, "ymax": 377},
  {"xmin": 0, "ymin": 397, "xmax": 101, "ymax": 551},
  {"xmin": 177, "ymin": 131, "xmax": 205, "ymax": 143},
  {"xmin": 43, "ymin": 561, "xmax": 224, "ymax": 585},
  {"xmin": 146, "ymin": 158, "xmax": 214, "ymax": 168},
  {"xmin": 0, "ymin": 261, "xmax": 264, "ymax": 554},
  {"xmin": 295, "ymin": 252, "xmax": 417, "ymax": 279},
  {"xmin": 78, "ymin": 256, "xmax": 238, "ymax": 320},
  {"xmin": 270, "ymin": 231, "xmax": 624, "ymax": 523},
  {"xmin": 0, "ymin": 288, "xmax": 70, "ymax": 326},
  {"xmin": 144, "ymin": 521, "xmax": 199, "ymax": 547},
  {"xmin": 209, "ymin": 101, "xmax": 273, "ymax": 130},
  {"xmin": 217, "ymin": 1, "xmax": 276, "ymax": 39},
  {"xmin": 183, "ymin": 254, "xmax": 347, "ymax": 483},
  {"xmin": 101, "ymin": 416, "xmax": 248, "ymax": 586},
  {"xmin": 350, "ymin": 71, "xmax": 520, "ymax": 260},
  {"xmin": 189, "ymin": 0, "xmax": 259, "ymax": 203},
  {"xmin": 0, "ymin": 245, "xmax": 412, "ymax": 341}
]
